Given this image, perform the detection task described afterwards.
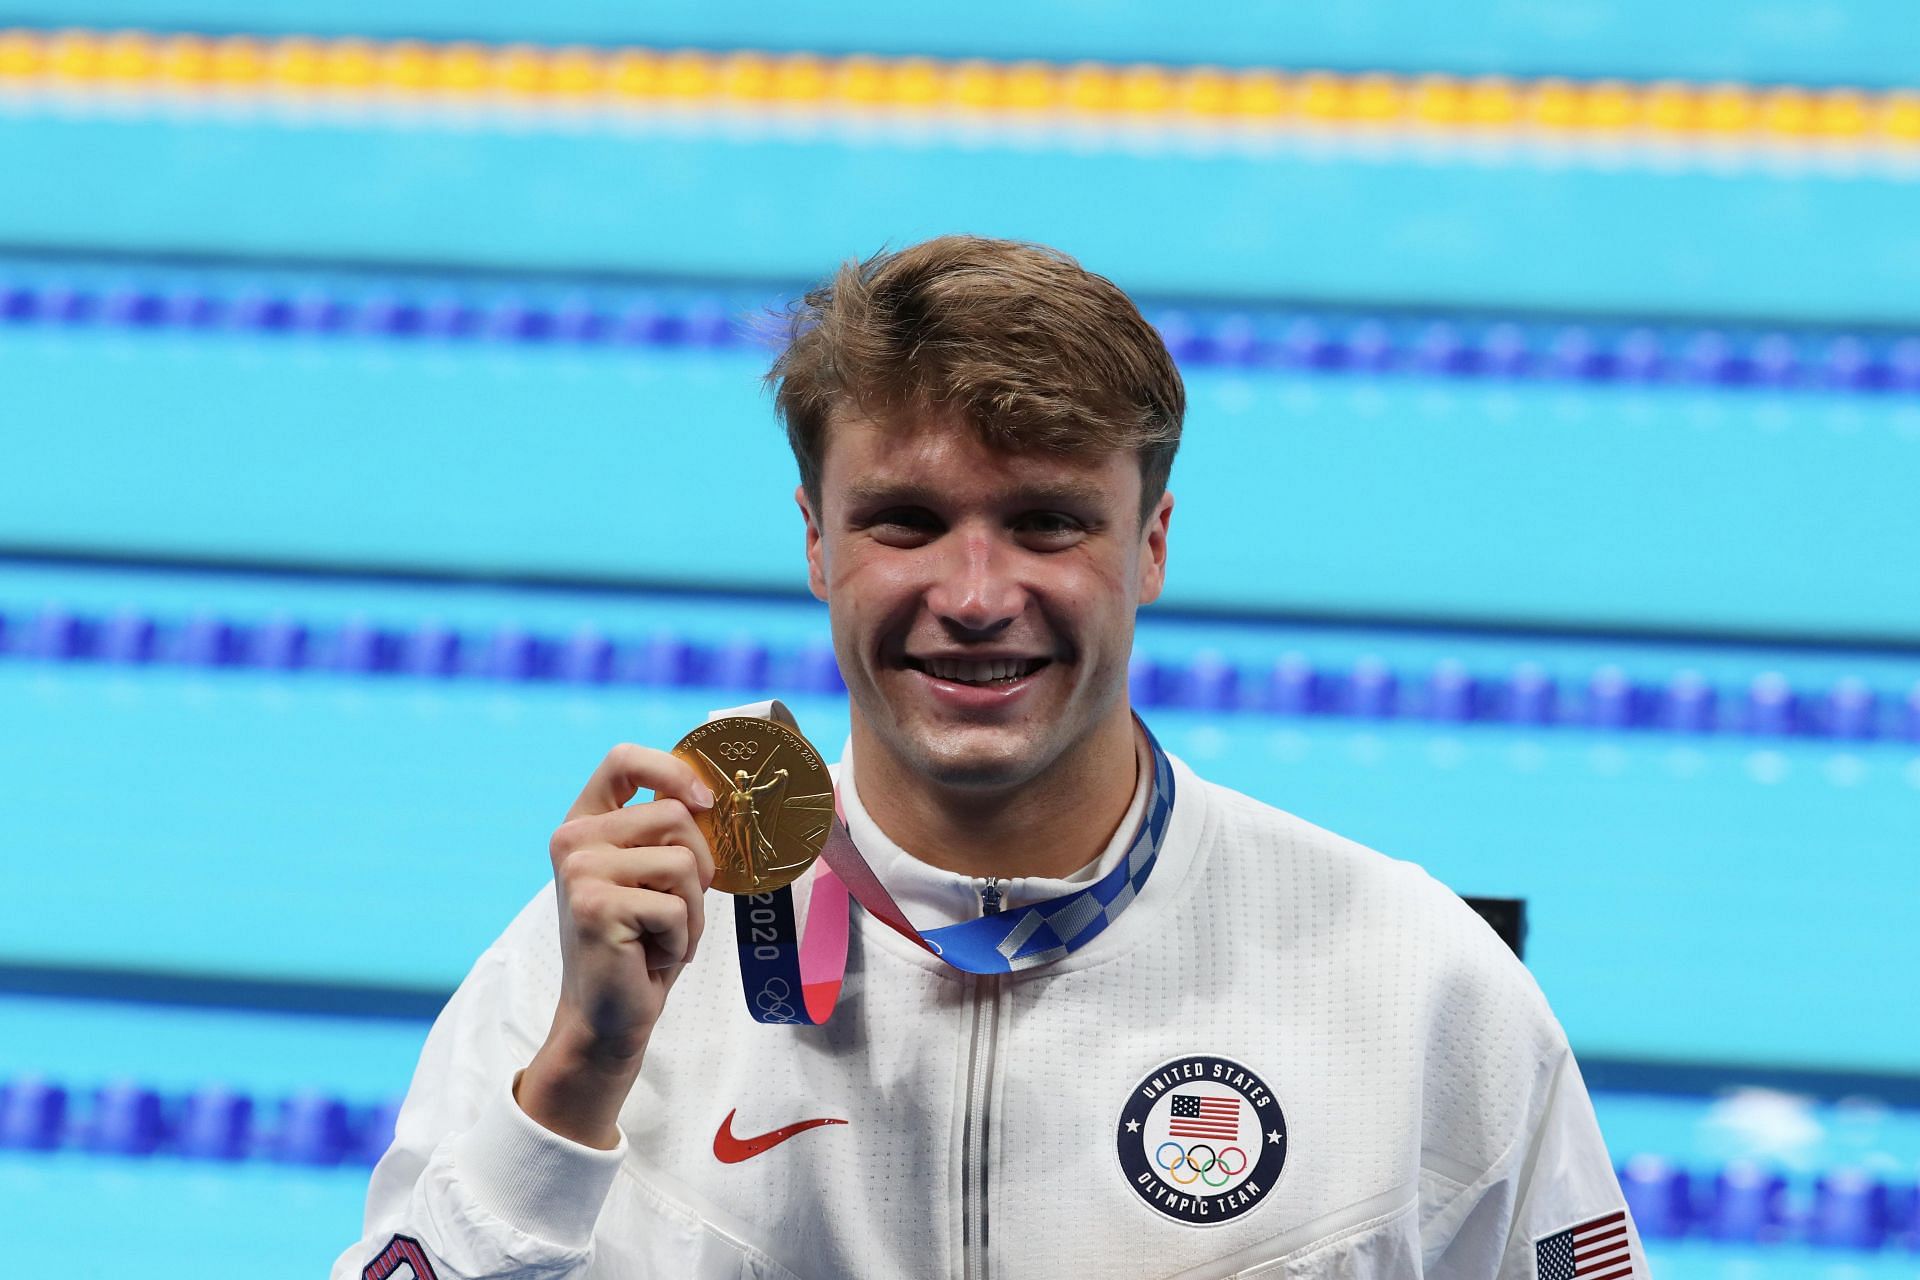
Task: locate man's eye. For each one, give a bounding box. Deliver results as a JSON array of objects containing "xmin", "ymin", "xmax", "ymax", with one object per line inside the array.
[
  {"xmin": 865, "ymin": 508, "xmax": 941, "ymax": 536},
  {"xmin": 1018, "ymin": 512, "xmax": 1086, "ymax": 540}
]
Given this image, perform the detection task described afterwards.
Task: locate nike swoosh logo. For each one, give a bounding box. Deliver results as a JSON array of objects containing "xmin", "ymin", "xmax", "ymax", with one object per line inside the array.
[{"xmin": 712, "ymin": 1108, "xmax": 847, "ymax": 1163}]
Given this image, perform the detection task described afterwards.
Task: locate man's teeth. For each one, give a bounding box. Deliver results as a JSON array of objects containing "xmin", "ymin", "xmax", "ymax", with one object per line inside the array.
[{"xmin": 921, "ymin": 657, "xmax": 1042, "ymax": 684}]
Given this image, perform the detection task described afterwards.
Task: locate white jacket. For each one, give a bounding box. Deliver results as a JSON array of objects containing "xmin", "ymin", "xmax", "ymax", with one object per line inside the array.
[{"xmin": 333, "ymin": 745, "xmax": 1643, "ymax": 1280}]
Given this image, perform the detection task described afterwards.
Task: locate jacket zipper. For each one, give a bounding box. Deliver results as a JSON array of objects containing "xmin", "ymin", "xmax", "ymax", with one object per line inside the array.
[{"xmin": 962, "ymin": 880, "xmax": 1006, "ymax": 1280}]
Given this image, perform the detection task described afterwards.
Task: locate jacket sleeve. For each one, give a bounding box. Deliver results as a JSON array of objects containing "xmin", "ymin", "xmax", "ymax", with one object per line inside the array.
[
  {"xmin": 1429, "ymin": 1043, "xmax": 1649, "ymax": 1280},
  {"xmin": 329, "ymin": 912, "xmax": 629, "ymax": 1280}
]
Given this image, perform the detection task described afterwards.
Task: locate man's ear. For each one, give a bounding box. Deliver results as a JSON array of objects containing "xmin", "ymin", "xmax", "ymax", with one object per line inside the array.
[
  {"xmin": 797, "ymin": 484, "xmax": 829, "ymax": 602},
  {"xmin": 1138, "ymin": 490, "xmax": 1173, "ymax": 607}
]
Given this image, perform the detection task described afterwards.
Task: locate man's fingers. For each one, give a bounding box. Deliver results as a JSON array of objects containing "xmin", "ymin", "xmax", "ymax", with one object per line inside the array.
[
  {"xmin": 574, "ymin": 884, "xmax": 694, "ymax": 972},
  {"xmin": 565, "ymin": 743, "xmax": 715, "ymax": 823},
  {"xmin": 559, "ymin": 845, "xmax": 707, "ymax": 960},
  {"xmin": 555, "ymin": 798, "xmax": 703, "ymax": 856},
  {"xmin": 677, "ymin": 817, "xmax": 716, "ymax": 892},
  {"xmin": 551, "ymin": 800, "xmax": 715, "ymax": 891}
]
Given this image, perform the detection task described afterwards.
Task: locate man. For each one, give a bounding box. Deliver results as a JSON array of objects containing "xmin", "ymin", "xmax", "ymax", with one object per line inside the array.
[{"xmin": 333, "ymin": 234, "xmax": 1643, "ymax": 1279}]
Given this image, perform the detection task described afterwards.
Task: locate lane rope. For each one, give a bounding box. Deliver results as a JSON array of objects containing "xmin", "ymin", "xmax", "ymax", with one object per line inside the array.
[
  {"xmin": 0, "ymin": 28, "xmax": 1915, "ymax": 152},
  {"xmin": 0, "ymin": 603, "xmax": 1911, "ymax": 744}
]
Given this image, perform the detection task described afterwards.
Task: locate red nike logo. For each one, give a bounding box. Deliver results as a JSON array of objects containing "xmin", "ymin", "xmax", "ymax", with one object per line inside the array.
[{"xmin": 712, "ymin": 1108, "xmax": 847, "ymax": 1163}]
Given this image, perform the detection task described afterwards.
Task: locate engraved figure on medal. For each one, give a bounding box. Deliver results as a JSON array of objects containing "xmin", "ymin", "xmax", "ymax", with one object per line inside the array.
[
  {"xmin": 707, "ymin": 760, "xmax": 788, "ymax": 883},
  {"xmin": 674, "ymin": 718, "xmax": 834, "ymax": 894}
]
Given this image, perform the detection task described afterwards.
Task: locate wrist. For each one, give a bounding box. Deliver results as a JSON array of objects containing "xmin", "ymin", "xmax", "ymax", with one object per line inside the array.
[{"xmin": 516, "ymin": 1016, "xmax": 648, "ymax": 1149}]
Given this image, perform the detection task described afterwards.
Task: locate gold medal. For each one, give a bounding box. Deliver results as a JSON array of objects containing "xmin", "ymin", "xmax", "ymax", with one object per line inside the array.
[{"xmin": 672, "ymin": 716, "xmax": 835, "ymax": 895}]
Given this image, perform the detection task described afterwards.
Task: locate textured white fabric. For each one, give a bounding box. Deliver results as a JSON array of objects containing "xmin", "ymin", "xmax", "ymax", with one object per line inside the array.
[
  {"xmin": 332, "ymin": 750, "xmax": 1643, "ymax": 1280},
  {"xmin": 451, "ymin": 1073, "xmax": 627, "ymax": 1249}
]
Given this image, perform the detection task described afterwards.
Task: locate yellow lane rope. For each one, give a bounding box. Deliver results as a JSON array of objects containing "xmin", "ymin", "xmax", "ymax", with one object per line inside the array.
[{"xmin": 1, "ymin": 28, "xmax": 1915, "ymax": 146}]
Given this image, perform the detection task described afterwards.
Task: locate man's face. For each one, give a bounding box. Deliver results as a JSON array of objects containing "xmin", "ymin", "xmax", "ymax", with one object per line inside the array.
[{"xmin": 800, "ymin": 407, "xmax": 1172, "ymax": 793}]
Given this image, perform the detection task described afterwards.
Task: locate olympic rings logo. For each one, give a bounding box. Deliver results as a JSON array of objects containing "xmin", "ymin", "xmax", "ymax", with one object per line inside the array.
[
  {"xmin": 754, "ymin": 977, "xmax": 798, "ymax": 1023},
  {"xmin": 1154, "ymin": 1141, "xmax": 1248, "ymax": 1188},
  {"xmin": 718, "ymin": 741, "xmax": 759, "ymax": 763}
]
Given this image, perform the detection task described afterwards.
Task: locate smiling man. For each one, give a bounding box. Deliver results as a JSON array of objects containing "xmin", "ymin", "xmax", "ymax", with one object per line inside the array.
[
  {"xmin": 815, "ymin": 403, "xmax": 1158, "ymax": 885},
  {"xmin": 334, "ymin": 235, "xmax": 1643, "ymax": 1280}
]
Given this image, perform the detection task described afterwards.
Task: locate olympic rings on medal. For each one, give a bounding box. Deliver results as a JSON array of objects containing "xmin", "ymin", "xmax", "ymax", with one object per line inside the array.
[{"xmin": 1154, "ymin": 1140, "xmax": 1249, "ymax": 1189}]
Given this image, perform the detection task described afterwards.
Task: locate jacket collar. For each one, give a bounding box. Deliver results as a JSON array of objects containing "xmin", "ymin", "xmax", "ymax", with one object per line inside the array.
[{"xmin": 830, "ymin": 726, "xmax": 1155, "ymax": 932}]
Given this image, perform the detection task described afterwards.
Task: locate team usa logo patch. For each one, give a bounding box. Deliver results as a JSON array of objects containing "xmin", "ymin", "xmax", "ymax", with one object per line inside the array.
[{"xmin": 1116, "ymin": 1054, "xmax": 1287, "ymax": 1226}]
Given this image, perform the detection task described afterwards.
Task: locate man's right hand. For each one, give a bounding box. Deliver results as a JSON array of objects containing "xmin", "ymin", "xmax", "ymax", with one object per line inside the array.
[{"xmin": 515, "ymin": 744, "xmax": 717, "ymax": 1149}]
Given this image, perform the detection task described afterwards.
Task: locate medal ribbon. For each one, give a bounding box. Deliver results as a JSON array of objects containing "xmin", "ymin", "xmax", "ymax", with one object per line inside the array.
[{"xmin": 720, "ymin": 701, "xmax": 1176, "ymax": 1025}]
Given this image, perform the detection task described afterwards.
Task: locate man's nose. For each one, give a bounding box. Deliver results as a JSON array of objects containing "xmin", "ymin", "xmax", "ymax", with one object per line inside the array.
[{"xmin": 924, "ymin": 530, "xmax": 1025, "ymax": 634}]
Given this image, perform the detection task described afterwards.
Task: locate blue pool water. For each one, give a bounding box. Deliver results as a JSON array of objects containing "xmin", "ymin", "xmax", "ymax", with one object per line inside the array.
[
  {"xmin": 4, "ymin": 116, "xmax": 1917, "ymax": 326},
  {"xmin": 6, "ymin": 330, "xmax": 1919, "ymax": 637},
  {"xmin": 4, "ymin": 0, "xmax": 1918, "ymax": 1271},
  {"xmin": 4, "ymin": 563, "xmax": 1918, "ymax": 1073},
  {"xmin": 8, "ymin": 0, "xmax": 1920, "ymax": 95}
]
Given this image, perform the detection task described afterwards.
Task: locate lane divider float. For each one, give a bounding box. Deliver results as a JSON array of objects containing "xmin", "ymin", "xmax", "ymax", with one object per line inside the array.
[
  {"xmin": 1, "ymin": 602, "xmax": 1914, "ymax": 744},
  {"xmin": 3, "ymin": 273, "xmax": 1916, "ymax": 393},
  {"xmin": 0, "ymin": 27, "xmax": 1915, "ymax": 154}
]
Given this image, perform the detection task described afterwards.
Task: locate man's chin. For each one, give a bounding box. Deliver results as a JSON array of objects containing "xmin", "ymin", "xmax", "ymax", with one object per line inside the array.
[{"xmin": 890, "ymin": 723, "xmax": 1054, "ymax": 793}]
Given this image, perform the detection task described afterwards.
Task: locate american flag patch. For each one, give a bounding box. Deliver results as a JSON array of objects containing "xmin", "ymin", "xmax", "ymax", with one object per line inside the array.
[
  {"xmin": 1168, "ymin": 1093, "xmax": 1240, "ymax": 1141},
  {"xmin": 1535, "ymin": 1210, "xmax": 1633, "ymax": 1280}
]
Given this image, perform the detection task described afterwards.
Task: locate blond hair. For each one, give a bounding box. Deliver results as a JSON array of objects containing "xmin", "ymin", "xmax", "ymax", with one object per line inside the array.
[{"xmin": 760, "ymin": 234, "xmax": 1183, "ymax": 518}]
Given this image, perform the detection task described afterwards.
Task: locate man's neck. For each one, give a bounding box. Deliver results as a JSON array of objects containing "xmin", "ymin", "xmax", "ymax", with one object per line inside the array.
[{"xmin": 849, "ymin": 708, "xmax": 1142, "ymax": 881}]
